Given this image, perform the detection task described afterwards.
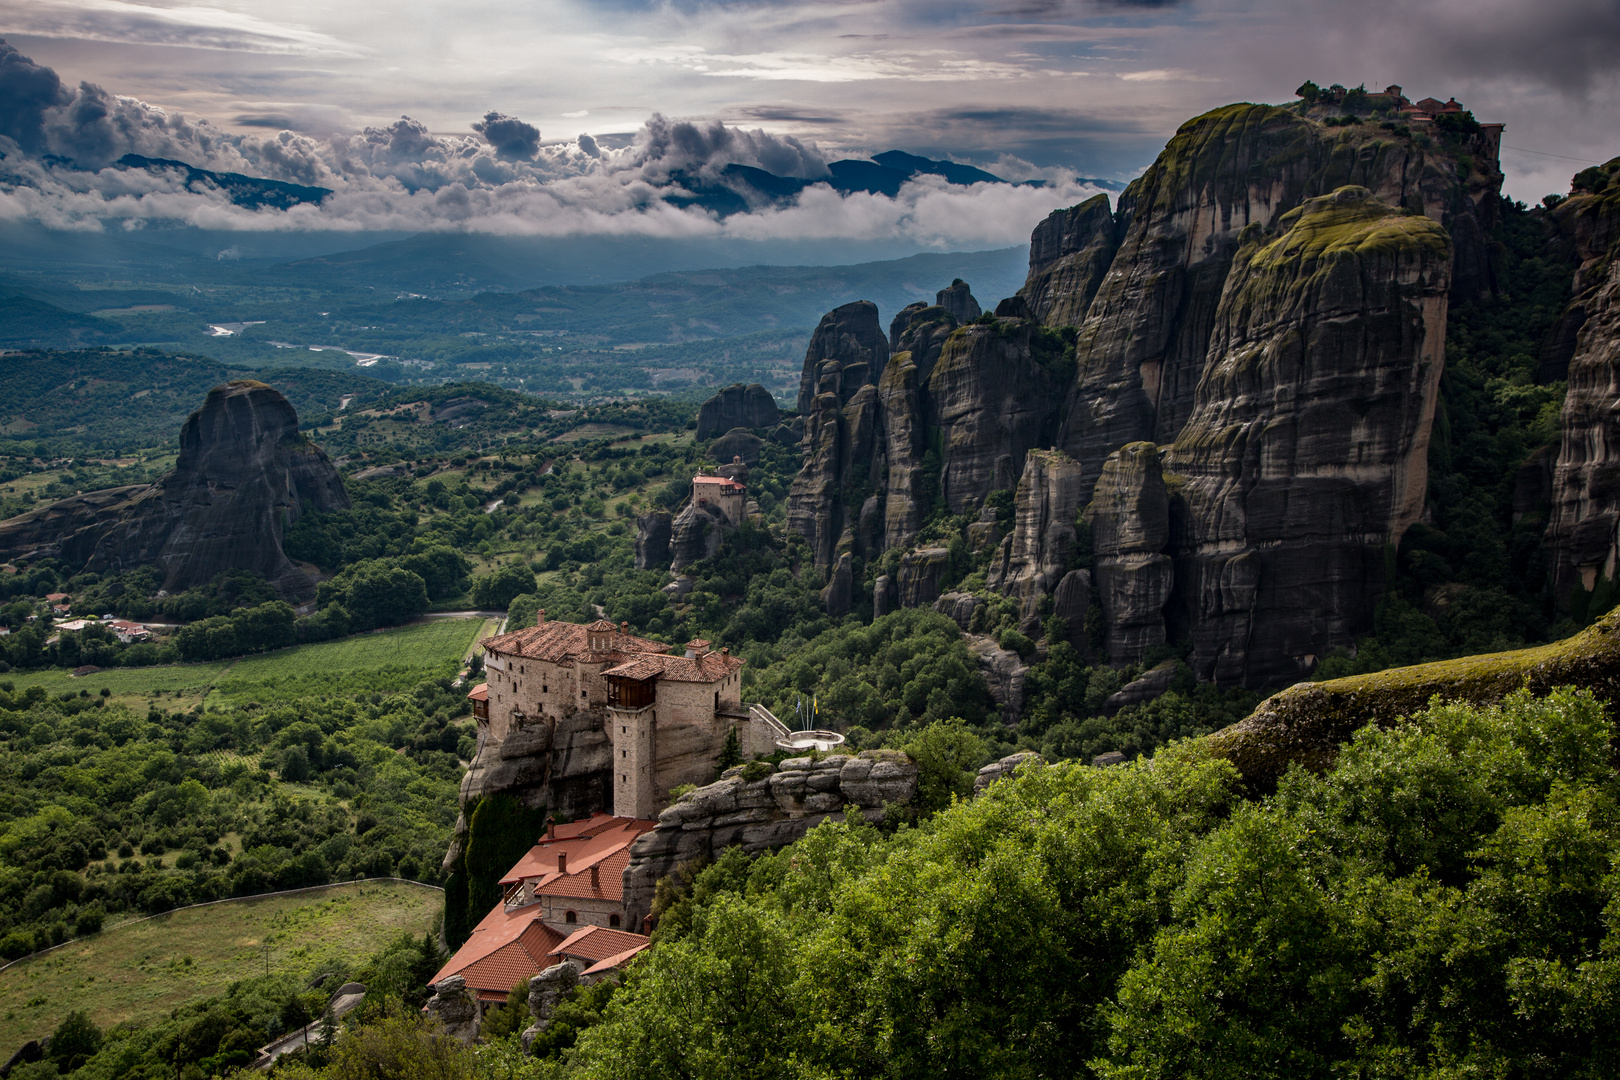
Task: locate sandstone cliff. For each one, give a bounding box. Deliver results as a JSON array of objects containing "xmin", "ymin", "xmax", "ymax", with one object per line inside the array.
[
  {"xmin": 1542, "ymin": 159, "xmax": 1620, "ymax": 604},
  {"xmin": 0, "ymin": 381, "xmax": 349, "ymax": 600}
]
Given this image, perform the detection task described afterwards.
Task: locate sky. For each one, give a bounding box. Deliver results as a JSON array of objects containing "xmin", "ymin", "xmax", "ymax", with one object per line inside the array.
[{"xmin": 0, "ymin": 0, "xmax": 1617, "ymax": 248}]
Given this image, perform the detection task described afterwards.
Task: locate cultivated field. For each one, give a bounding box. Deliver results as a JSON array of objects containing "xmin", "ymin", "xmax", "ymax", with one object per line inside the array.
[
  {"xmin": 3, "ymin": 617, "xmax": 487, "ymax": 709},
  {"xmin": 0, "ymin": 880, "xmax": 441, "ymax": 1045}
]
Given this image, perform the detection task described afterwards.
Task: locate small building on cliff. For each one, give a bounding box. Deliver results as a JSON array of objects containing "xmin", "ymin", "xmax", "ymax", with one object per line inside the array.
[
  {"xmin": 477, "ymin": 615, "xmax": 786, "ymax": 819},
  {"xmin": 430, "ymin": 814, "xmax": 656, "ymax": 1011}
]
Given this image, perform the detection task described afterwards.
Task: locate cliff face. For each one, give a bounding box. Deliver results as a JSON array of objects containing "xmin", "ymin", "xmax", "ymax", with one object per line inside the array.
[
  {"xmin": 1055, "ymin": 104, "xmax": 1497, "ymax": 498},
  {"xmin": 986, "ymin": 449, "xmax": 1085, "ymax": 624},
  {"xmin": 795, "ymin": 301, "xmax": 889, "ymax": 416},
  {"xmin": 775, "ymin": 101, "xmax": 1499, "ymax": 686},
  {"xmin": 1543, "ymin": 161, "xmax": 1620, "ymax": 603},
  {"xmin": 0, "ymin": 381, "xmax": 348, "ymax": 599},
  {"xmin": 1166, "ymin": 187, "xmax": 1451, "ymax": 685}
]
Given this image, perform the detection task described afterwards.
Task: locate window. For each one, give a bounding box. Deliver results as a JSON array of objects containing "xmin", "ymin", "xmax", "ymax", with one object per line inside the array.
[
  {"xmin": 609, "ymin": 914, "xmax": 621, "ymax": 928},
  {"xmin": 565, "ymin": 910, "xmax": 577, "ymax": 924},
  {"xmin": 622, "ymin": 750, "xmax": 626, "ymax": 758}
]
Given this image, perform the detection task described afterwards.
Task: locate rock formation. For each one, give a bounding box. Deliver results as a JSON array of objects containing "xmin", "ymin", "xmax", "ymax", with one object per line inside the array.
[
  {"xmin": 697, "ymin": 383, "xmax": 779, "ymax": 440},
  {"xmin": 708, "ymin": 429, "xmax": 763, "ymax": 466},
  {"xmin": 973, "ymin": 750, "xmax": 1044, "ymax": 795},
  {"xmin": 669, "ymin": 501, "xmax": 730, "ymax": 570},
  {"xmin": 821, "ymin": 552, "xmax": 853, "ymax": 616},
  {"xmin": 796, "ymin": 301, "xmax": 889, "ymax": 415},
  {"xmin": 634, "ymin": 511, "xmax": 672, "ymax": 570},
  {"xmin": 935, "ymin": 279, "xmax": 982, "ymax": 323},
  {"xmin": 521, "ymin": 962, "xmax": 581, "ymax": 1049},
  {"xmin": 777, "ymin": 99, "xmax": 1500, "ymax": 686},
  {"xmin": 1209, "ymin": 604, "xmax": 1620, "ymax": 791},
  {"xmin": 1017, "ymin": 193, "xmax": 1118, "ymax": 327},
  {"xmin": 1085, "ymin": 443, "xmax": 1174, "ymax": 665},
  {"xmin": 0, "ymin": 380, "xmax": 349, "ymax": 600},
  {"xmin": 1543, "ymin": 161, "xmax": 1620, "ymax": 604},
  {"xmin": 424, "ymin": 976, "xmax": 479, "ymax": 1041},
  {"xmin": 1166, "ymin": 186, "xmax": 1451, "ymax": 685},
  {"xmin": 987, "ymin": 450, "xmax": 1086, "ymax": 623},
  {"xmin": 622, "ymin": 750, "xmax": 918, "ymax": 928}
]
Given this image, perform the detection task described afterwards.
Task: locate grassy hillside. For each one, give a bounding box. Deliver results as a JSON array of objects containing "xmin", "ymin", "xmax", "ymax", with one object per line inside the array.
[{"xmin": 0, "ymin": 880, "xmax": 439, "ymax": 1045}]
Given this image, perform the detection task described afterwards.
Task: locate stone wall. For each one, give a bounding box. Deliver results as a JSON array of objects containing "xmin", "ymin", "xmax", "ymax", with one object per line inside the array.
[{"xmin": 621, "ymin": 749, "xmax": 918, "ymax": 928}]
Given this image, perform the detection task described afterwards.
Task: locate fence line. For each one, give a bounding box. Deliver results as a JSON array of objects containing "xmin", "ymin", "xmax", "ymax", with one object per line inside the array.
[{"xmin": 0, "ymin": 877, "xmax": 443, "ymax": 975}]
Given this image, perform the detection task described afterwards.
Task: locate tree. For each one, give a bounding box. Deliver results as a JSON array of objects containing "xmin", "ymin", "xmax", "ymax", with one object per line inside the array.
[
  {"xmin": 901, "ymin": 717, "xmax": 988, "ymax": 814},
  {"xmin": 48, "ymin": 1010, "xmax": 103, "ymax": 1071},
  {"xmin": 471, "ymin": 563, "xmax": 537, "ymax": 611},
  {"xmin": 1295, "ymin": 79, "xmax": 1321, "ymax": 103}
]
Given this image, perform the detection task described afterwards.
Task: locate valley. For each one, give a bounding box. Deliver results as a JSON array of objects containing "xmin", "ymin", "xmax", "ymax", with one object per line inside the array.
[{"xmin": 0, "ymin": 80, "xmax": 1616, "ymax": 1080}]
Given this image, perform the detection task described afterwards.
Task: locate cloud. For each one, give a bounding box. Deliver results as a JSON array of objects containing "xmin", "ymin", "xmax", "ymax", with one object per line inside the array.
[
  {"xmin": 472, "ymin": 110, "xmax": 542, "ymax": 161},
  {"xmin": 5, "ymin": 1, "xmax": 365, "ymax": 57},
  {"xmin": 0, "ymin": 39, "xmax": 71, "ymax": 152},
  {"xmin": 0, "ymin": 39, "xmax": 1104, "ymax": 251}
]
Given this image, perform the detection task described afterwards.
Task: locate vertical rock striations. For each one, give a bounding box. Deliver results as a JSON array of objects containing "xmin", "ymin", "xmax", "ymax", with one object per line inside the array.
[
  {"xmin": 1166, "ymin": 186, "xmax": 1451, "ymax": 686},
  {"xmin": 987, "ymin": 450, "xmax": 1086, "ymax": 624},
  {"xmin": 796, "ymin": 301, "xmax": 888, "ymax": 415},
  {"xmin": 1018, "ymin": 193, "xmax": 1119, "ymax": 327},
  {"xmin": 1085, "ymin": 442, "xmax": 1174, "ymax": 664},
  {"xmin": 1544, "ymin": 161, "xmax": 1620, "ymax": 604}
]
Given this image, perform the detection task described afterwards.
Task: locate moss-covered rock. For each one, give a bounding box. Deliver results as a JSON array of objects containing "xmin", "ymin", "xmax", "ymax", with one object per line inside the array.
[{"xmin": 1208, "ymin": 606, "xmax": 1620, "ymax": 788}]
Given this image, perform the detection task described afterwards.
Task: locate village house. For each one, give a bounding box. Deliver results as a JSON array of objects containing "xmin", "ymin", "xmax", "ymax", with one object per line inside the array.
[{"xmin": 430, "ymin": 814, "xmax": 657, "ymax": 1011}]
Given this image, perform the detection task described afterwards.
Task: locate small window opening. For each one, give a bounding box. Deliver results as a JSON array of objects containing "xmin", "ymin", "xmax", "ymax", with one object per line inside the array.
[
  {"xmin": 610, "ymin": 914, "xmax": 621, "ymax": 928},
  {"xmin": 565, "ymin": 910, "xmax": 577, "ymax": 924}
]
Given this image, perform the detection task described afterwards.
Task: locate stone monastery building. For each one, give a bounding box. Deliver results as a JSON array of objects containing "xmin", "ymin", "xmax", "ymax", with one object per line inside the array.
[{"xmin": 475, "ymin": 613, "xmax": 789, "ymax": 820}]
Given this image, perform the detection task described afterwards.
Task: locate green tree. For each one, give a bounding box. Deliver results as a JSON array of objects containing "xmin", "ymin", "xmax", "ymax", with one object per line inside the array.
[{"xmin": 901, "ymin": 717, "xmax": 988, "ymax": 814}]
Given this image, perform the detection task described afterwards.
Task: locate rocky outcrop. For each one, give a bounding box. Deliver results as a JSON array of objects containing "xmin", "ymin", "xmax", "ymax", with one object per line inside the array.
[
  {"xmin": 1209, "ymin": 604, "xmax": 1620, "ymax": 791},
  {"xmin": 622, "ymin": 750, "xmax": 918, "ymax": 928},
  {"xmin": 1543, "ymin": 162, "xmax": 1620, "ymax": 604},
  {"xmin": 1051, "ymin": 569, "xmax": 1093, "ymax": 653},
  {"xmin": 873, "ymin": 574, "xmax": 897, "ymax": 618},
  {"xmin": 929, "ymin": 319, "xmax": 1066, "ymax": 514},
  {"xmin": 1018, "ymin": 193, "xmax": 1118, "ymax": 327},
  {"xmin": 973, "ymin": 751, "xmax": 1044, "ymax": 795},
  {"xmin": 936, "ymin": 279, "xmax": 981, "ymax": 323},
  {"xmin": 890, "ymin": 304, "xmax": 959, "ymax": 382},
  {"xmin": 786, "ymin": 302, "xmax": 890, "ymax": 569},
  {"xmin": 965, "ymin": 634, "xmax": 1030, "ymax": 721},
  {"xmin": 1166, "ymin": 186, "xmax": 1451, "ymax": 686},
  {"xmin": 634, "ymin": 511, "xmax": 672, "ymax": 570},
  {"xmin": 708, "ymin": 429, "xmax": 763, "ymax": 466},
  {"xmin": 521, "ymin": 962, "xmax": 581, "ymax": 1049},
  {"xmin": 1103, "ymin": 660, "xmax": 1179, "ymax": 713},
  {"xmin": 933, "ymin": 591, "xmax": 982, "ymax": 630},
  {"xmin": 1054, "ymin": 103, "xmax": 1500, "ymax": 498},
  {"xmin": 0, "ymin": 381, "xmax": 348, "ymax": 601},
  {"xmin": 669, "ymin": 501, "xmax": 731, "ymax": 571},
  {"xmin": 821, "ymin": 552, "xmax": 853, "ymax": 617},
  {"xmin": 898, "ymin": 547, "xmax": 951, "ymax": 608},
  {"xmin": 796, "ymin": 301, "xmax": 889, "ymax": 415},
  {"xmin": 987, "ymin": 450, "xmax": 1085, "ymax": 621},
  {"xmin": 877, "ymin": 350, "xmax": 928, "ymax": 553},
  {"xmin": 697, "ymin": 383, "xmax": 779, "ymax": 439},
  {"xmin": 1085, "ymin": 443, "xmax": 1173, "ymax": 665},
  {"xmin": 425, "ymin": 976, "xmax": 479, "ymax": 1042}
]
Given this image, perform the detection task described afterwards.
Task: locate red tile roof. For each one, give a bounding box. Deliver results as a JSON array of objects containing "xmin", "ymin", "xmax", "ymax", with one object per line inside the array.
[
  {"xmin": 500, "ymin": 814, "xmax": 656, "ymax": 901},
  {"xmin": 693, "ymin": 476, "xmax": 745, "ymax": 491},
  {"xmin": 482, "ymin": 619, "xmax": 670, "ymax": 667},
  {"xmin": 432, "ymin": 903, "xmax": 566, "ymax": 998},
  {"xmin": 601, "ymin": 650, "xmax": 744, "ymax": 684},
  {"xmin": 549, "ymin": 925, "xmax": 651, "ymax": 965},
  {"xmin": 467, "ymin": 683, "xmax": 489, "ymax": 701},
  {"xmin": 582, "ymin": 943, "xmax": 651, "ymax": 977}
]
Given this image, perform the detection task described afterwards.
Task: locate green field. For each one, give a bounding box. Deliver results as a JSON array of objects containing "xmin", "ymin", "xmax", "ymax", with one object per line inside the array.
[
  {"xmin": 3, "ymin": 618, "xmax": 488, "ymax": 709},
  {"xmin": 0, "ymin": 881, "xmax": 441, "ymax": 1045}
]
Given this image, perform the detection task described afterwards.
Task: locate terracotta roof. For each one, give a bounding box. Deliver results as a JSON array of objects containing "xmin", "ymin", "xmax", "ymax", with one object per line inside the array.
[
  {"xmin": 481, "ymin": 619, "xmax": 669, "ymax": 666},
  {"xmin": 549, "ymin": 925, "xmax": 651, "ymax": 965},
  {"xmin": 685, "ymin": 638, "xmax": 710, "ymax": 649},
  {"xmin": 467, "ymin": 683, "xmax": 489, "ymax": 701},
  {"xmin": 646, "ymin": 650, "xmax": 745, "ymax": 684},
  {"xmin": 500, "ymin": 814, "xmax": 655, "ymax": 900},
  {"xmin": 432, "ymin": 904, "xmax": 566, "ymax": 997},
  {"xmin": 583, "ymin": 943, "xmax": 650, "ymax": 977},
  {"xmin": 602, "ymin": 656, "xmax": 666, "ymax": 680}
]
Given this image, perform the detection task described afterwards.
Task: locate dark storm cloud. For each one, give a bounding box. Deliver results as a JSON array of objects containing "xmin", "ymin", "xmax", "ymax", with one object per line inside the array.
[
  {"xmin": 733, "ymin": 105, "xmax": 848, "ymax": 125},
  {"xmin": 472, "ymin": 110, "xmax": 542, "ymax": 161},
  {"xmin": 1329, "ymin": 0, "xmax": 1620, "ymax": 95},
  {"xmin": 0, "ymin": 38, "xmax": 71, "ymax": 152},
  {"xmin": 234, "ymin": 115, "xmax": 297, "ymax": 129}
]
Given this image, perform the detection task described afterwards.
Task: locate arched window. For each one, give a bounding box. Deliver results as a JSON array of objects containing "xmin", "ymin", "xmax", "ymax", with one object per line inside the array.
[
  {"xmin": 565, "ymin": 910, "xmax": 577, "ymax": 924},
  {"xmin": 609, "ymin": 914, "xmax": 621, "ymax": 928}
]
